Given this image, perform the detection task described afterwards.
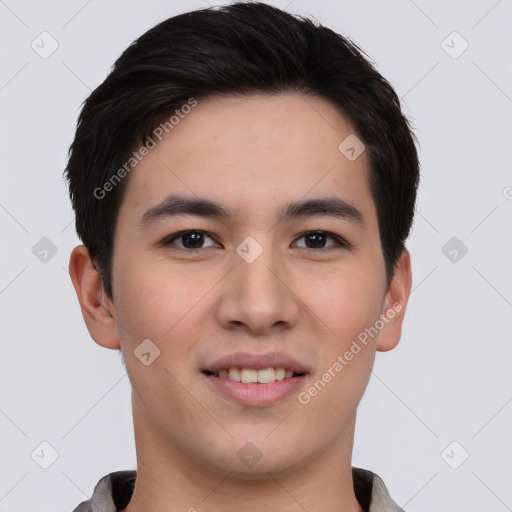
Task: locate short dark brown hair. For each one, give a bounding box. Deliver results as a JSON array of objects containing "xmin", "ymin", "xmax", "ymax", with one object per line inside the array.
[{"xmin": 64, "ymin": 1, "xmax": 420, "ymax": 300}]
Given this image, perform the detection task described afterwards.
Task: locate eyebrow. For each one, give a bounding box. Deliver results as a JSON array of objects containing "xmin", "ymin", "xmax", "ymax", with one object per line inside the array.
[{"xmin": 138, "ymin": 194, "xmax": 365, "ymax": 228}]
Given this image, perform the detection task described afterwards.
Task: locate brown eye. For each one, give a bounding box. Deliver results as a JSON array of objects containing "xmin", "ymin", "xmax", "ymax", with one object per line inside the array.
[
  {"xmin": 294, "ymin": 231, "xmax": 347, "ymax": 250},
  {"xmin": 164, "ymin": 230, "xmax": 218, "ymax": 250}
]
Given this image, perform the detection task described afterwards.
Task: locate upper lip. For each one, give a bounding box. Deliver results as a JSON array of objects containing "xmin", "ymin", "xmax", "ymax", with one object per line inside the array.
[{"xmin": 202, "ymin": 351, "xmax": 309, "ymax": 374}]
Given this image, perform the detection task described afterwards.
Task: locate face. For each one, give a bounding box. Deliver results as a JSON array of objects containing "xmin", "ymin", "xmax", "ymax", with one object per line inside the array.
[{"xmin": 100, "ymin": 93, "xmax": 406, "ymax": 476}]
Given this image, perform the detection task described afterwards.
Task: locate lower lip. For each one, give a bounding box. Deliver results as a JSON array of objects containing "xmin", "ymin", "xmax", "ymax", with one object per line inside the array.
[{"xmin": 202, "ymin": 373, "xmax": 307, "ymax": 406}]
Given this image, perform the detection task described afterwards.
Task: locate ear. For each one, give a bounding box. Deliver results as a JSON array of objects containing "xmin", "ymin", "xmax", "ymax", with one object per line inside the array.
[
  {"xmin": 68, "ymin": 245, "xmax": 120, "ymax": 350},
  {"xmin": 376, "ymin": 248, "xmax": 412, "ymax": 352}
]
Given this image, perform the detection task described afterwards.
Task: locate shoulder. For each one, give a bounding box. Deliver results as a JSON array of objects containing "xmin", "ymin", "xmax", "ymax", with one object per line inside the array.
[
  {"xmin": 353, "ymin": 467, "xmax": 405, "ymax": 512},
  {"xmin": 71, "ymin": 470, "xmax": 136, "ymax": 512}
]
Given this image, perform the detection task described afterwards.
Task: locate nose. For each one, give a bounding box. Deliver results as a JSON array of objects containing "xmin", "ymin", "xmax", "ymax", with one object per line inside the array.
[{"xmin": 214, "ymin": 241, "xmax": 300, "ymax": 336}]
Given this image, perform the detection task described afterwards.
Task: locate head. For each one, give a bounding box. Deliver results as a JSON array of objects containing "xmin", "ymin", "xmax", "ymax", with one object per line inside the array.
[{"xmin": 66, "ymin": 2, "xmax": 418, "ymax": 478}]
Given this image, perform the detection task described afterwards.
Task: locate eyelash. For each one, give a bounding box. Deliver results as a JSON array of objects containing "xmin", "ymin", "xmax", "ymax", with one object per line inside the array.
[{"xmin": 162, "ymin": 230, "xmax": 349, "ymax": 251}]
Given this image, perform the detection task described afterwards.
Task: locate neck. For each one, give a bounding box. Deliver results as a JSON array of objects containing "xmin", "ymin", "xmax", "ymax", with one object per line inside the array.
[{"xmin": 121, "ymin": 399, "xmax": 365, "ymax": 512}]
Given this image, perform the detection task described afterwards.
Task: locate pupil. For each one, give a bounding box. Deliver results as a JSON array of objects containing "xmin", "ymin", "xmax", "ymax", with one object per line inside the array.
[
  {"xmin": 183, "ymin": 232, "xmax": 204, "ymax": 248},
  {"xmin": 306, "ymin": 232, "xmax": 325, "ymax": 248}
]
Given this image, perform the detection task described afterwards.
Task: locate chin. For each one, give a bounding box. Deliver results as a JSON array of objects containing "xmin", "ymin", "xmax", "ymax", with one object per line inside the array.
[
  {"xmin": 214, "ymin": 455, "xmax": 303, "ymax": 481},
  {"xmin": 201, "ymin": 433, "xmax": 311, "ymax": 479}
]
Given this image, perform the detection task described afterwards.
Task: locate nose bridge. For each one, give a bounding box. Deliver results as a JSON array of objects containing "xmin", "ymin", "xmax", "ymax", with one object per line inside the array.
[
  {"xmin": 235, "ymin": 237, "xmax": 286, "ymax": 304},
  {"xmin": 216, "ymin": 235, "xmax": 300, "ymax": 333}
]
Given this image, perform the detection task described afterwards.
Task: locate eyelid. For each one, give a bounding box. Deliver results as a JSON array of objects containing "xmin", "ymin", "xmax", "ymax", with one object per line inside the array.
[
  {"xmin": 162, "ymin": 230, "xmax": 220, "ymax": 249},
  {"xmin": 292, "ymin": 230, "xmax": 350, "ymax": 249}
]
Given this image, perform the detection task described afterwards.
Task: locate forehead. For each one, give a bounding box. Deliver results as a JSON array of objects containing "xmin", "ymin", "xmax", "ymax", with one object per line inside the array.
[{"xmin": 118, "ymin": 93, "xmax": 374, "ymax": 225}]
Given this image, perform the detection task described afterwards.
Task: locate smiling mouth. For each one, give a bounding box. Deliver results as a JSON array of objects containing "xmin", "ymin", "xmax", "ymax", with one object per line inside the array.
[{"xmin": 203, "ymin": 367, "xmax": 306, "ymax": 384}]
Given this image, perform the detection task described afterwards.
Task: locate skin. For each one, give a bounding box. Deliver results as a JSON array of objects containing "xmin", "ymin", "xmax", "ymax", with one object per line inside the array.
[{"xmin": 69, "ymin": 93, "xmax": 412, "ymax": 512}]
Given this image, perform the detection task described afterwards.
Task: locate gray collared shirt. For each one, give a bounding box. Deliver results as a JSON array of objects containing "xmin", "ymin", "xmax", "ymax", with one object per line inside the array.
[{"xmin": 72, "ymin": 467, "xmax": 404, "ymax": 512}]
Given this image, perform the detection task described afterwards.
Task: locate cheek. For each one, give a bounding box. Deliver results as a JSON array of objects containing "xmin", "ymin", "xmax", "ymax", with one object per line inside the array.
[
  {"xmin": 114, "ymin": 252, "xmax": 190, "ymax": 334},
  {"xmin": 297, "ymin": 264, "xmax": 381, "ymax": 409},
  {"xmin": 302, "ymin": 264, "xmax": 384, "ymax": 344},
  {"xmin": 299, "ymin": 278, "xmax": 378, "ymax": 431},
  {"xmin": 112, "ymin": 253, "xmax": 219, "ymax": 373},
  {"xmin": 114, "ymin": 261, "xmax": 209, "ymax": 414}
]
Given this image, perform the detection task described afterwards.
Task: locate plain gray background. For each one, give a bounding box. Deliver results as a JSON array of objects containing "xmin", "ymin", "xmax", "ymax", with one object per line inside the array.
[{"xmin": 1, "ymin": 0, "xmax": 511, "ymax": 510}]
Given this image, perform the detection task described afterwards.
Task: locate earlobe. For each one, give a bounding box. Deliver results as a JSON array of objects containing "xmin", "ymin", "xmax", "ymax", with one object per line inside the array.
[
  {"xmin": 376, "ymin": 248, "xmax": 412, "ymax": 352},
  {"xmin": 68, "ymin": 245, "xmax": 121, "ymax": 350}
]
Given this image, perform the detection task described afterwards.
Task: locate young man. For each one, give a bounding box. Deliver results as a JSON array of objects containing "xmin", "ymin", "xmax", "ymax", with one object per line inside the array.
[{"xmin": 65, "ymin": 2, "xmax": 419, "ymax": 511}]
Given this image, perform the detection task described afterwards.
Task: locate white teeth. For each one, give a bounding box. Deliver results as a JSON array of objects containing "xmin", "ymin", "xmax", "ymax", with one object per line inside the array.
[
  {"xmin": 241, "ymin": 368, "xmax": 258, "ymax": 383},
  {"xmin": 275, "ymin": 368, "xmax": 286, "ymax": 381},
  {"xmin": 213, "ymin": 367, "xmax": 300, "ymax": 383},
  {"xmin": 257, "ymin": 367, "xmax": 276, "ymax": 384},
  {"xmin": 228, "ymin": 368, "xmax": 240, "ymax": 381}
]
